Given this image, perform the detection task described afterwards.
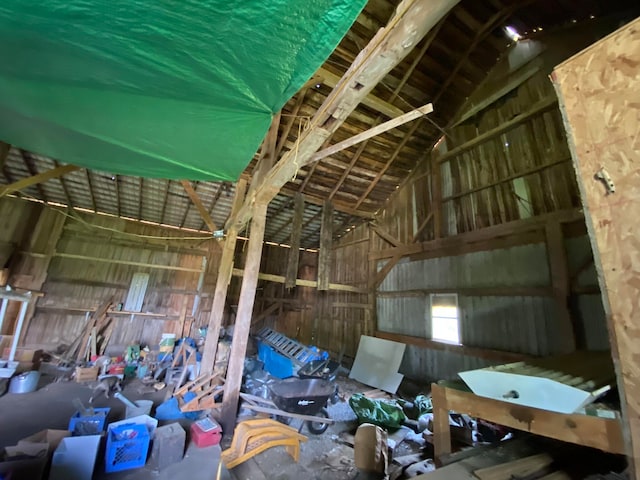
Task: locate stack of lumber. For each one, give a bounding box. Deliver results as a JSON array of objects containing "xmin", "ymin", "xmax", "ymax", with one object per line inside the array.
[{"xmin": 55, "ymin": 301, "xmax": 114, "ymax": 364}]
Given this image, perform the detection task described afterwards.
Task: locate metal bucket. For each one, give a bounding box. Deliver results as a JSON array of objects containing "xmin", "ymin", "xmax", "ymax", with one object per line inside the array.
[{"xmin": 9, "ymin": 370, "xmax": 40, "ymax": 394}]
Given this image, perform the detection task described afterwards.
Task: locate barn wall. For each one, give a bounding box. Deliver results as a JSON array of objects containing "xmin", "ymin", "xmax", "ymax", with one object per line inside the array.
[
  {"xmin": 1, "ymin": 197, "xmax": 224, "ymax": 352},
  {"xmin": 268, "ymin": 224, "xmax": 372, "ymax": 360},
  {"xmin": 368, "ymin": 28, "xmax": 614, "ymax": 382}
]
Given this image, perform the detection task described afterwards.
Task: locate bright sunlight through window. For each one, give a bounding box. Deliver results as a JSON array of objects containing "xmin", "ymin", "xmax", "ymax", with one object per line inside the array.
[{"xmin": 431, "ymin": 294, "xmax": 460, "ymax": 344}]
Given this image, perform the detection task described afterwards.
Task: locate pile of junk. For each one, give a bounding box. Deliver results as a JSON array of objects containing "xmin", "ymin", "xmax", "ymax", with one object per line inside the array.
[{"xmin": 241, "ymin": 327, "xmax": 341, "ymax": 435}]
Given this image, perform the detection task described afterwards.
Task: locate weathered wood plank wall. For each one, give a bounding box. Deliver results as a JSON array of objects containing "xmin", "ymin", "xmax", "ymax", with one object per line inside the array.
[{"xmin": 1, "ymin": 197, "xmax": 224, "ymax": 352}]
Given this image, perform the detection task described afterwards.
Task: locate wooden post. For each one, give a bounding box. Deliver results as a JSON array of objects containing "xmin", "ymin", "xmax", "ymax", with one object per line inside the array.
[
  {"xmin": 431, "ymin": 384, "xmax": 452, "ymax": 464},
  {"xmin": 200, "ymin": 228, "xmax": 238, "ymax": 373},
  {"xmin": 432, "ymin": 154, "xmax": 443, "ymax": 238},
  {"xmin": 200, "ymin": 179, "xmax": 247, "ymax": 373},
  {"xmin": 317, "ymin": 201, "xmax": 333, "ymax": 291},
  {"xmin": 553, "ymin": 18, "xmax": 640, "ymax": 476},
  {"xmin": 220, "ymin": 202, "xmax": 268, "ymax": 433},
  {"xmin": 545, "ymin": 222, "xmax": 576, "ymax": 353},
  {"xmin": 285, "ymin": 193, "xmax": 304, "ymax": 289}
]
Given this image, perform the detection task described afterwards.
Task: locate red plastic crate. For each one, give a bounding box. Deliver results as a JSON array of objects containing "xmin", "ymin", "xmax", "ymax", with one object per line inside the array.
[{"xmin": 190, "ymin": 418, "xmax": 222, "ymax": 448}]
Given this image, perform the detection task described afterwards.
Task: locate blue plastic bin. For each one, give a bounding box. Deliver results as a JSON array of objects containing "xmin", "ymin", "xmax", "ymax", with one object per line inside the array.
[
  {"xmin": 68, "ymin": 407, "xmax": 110, "ymax": 436},
  {"xmin": 105, "ymin": 423, "xmax": 150, "ymax": 473}
]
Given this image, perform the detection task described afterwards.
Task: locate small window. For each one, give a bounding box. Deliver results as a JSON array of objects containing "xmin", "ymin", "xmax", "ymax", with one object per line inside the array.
[{"xmin": 430, "ymin": 293, "xmax": 460, "ymax": 344}]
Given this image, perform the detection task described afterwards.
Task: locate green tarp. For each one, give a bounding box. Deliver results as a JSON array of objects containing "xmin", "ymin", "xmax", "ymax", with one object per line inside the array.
[{"xmin": 0, "ymin": 1, "xmax": 365, "ymax": 181}]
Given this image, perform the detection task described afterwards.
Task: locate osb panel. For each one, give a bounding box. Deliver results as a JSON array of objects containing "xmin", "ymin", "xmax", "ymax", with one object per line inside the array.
[{"xmin": 553, "ymin": 16, "xmax": 640, "ymax": 469}]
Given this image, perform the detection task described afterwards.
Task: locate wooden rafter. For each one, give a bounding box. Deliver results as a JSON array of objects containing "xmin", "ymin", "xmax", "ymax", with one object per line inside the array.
[
  {"xmin": 0, "ymin": 142, "xmax": 9, "ymax": 170},
  {"xmin": 311, "ymin": 104, "xmax": 433, "ymax": 163},
  {"xmin": 180, "ymin": 180, "xmax": 219, "ymax": 233},
  {"xmin": 354, "ymin": 120, "xmax": 423, "ymax": 209},
  {"xmin": 315, "ymin": 67, "xmax": 404, "ymax": 119},
  {"xmin": 114, "ymin": 175, "xmax": 121, "ymax": 217},
  {"xmin": 1, "ymin": 156, "xmax": 79, "ymax": 198},
  {"xmin": 84, "ymin": 169, "xmax": 97, "ymax": 212},
  {"xmin": 138, "ymin": 177, "xmax": 143, "ymax": 220},
  {"xmin": 200, "ymin": 182, "xmax": 225, "ymax": 231},
  {"xmin": 327, "ymin": 22, "xmax": 445, "ymax": 201},
  {"xmin": 227, "ymin": 0, "xmax": 460, "ymax": 233},
  {"xmin": 160, "ymin": 179, "xmax": 171, "ymax": 224},
  {"xmin": 275, "ymin": 89, "xmax": 309, "ymax": 161},
  {"xmin": 52, "ymin": 159, "xmax": 73, "ymax": 207},
  {"xmin": 20, "ymin": 150, "xmax": 46, "ymax": 200}
]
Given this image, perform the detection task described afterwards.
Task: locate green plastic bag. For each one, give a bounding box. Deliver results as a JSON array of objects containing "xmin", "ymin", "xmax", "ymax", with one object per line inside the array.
[{"xmin": 349, "ymin": 393, "xmax": 407, "ymax": 429}]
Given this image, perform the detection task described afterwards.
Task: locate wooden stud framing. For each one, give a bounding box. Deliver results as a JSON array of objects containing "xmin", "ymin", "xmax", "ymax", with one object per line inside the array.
[{"xmin": 231, "ymin": 268, "xmax": 365, "ymax": 293}]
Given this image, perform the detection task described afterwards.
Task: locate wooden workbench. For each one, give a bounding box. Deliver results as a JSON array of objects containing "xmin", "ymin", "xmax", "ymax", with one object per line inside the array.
[{"xmin": 431, "ymin": 382, "xmax": 625, "ymax": 461}]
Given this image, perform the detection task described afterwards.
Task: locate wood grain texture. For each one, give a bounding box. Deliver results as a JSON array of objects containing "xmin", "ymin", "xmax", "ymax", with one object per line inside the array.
[
  {"xmin": 553, "ymin": 17, "xmax": 640, "ymax": 474},
  {"xmin": 431, "ymin": 383, "xmax": 625, "ymax": 462}
]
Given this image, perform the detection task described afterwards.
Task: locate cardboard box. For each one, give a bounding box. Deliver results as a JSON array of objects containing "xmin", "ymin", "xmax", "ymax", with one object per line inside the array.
[
  {"xmin": 21, "ymin": 429, "xmax": 70, "ymax": 453},
  {"xmin": 2, "ymin": 347, "xmax": 42, "ymax": 363},
  {"xmin": 0, "ymin": 441, "xmax": 49, "ymax": 480},
  {"xmin": 75, "ymin": 366, "xmax": 99, "ymax": 382}
]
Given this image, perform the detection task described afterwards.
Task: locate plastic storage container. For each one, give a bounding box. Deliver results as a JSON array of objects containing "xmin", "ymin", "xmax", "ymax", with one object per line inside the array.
[
  {"xmin": 190, "ymin": 418, "xmax": 222, "ymax": 447},
  {"xmin": 68, "ymin": 407, "xmax": 110, "ymax": 436},
  {"xmin": 9, "ymin": 370, "xmax": 40, "ymax": 393},
  {"xmin": 105, "ymin": 423, "xmax": 150, "ymax": 473},
  {"xmin": 125, "ymin": 400, "xmax": 153, "ymax": 418}
]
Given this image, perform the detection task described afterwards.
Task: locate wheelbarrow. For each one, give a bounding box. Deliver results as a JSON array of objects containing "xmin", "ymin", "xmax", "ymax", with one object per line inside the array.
[{"xmin": 239, "ymin": 378, "xmax": 335, "ymax": 434}]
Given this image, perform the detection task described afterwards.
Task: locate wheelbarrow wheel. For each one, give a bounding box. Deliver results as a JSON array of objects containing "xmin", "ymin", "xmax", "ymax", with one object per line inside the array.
[{"xmin": 306, "ymin": 408, "xmax": 330, "ymax": 435}]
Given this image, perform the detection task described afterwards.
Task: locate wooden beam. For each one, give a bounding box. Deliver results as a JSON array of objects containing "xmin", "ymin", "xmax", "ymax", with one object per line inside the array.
[
  {"xmin": 370, "ymin": 209, "xmax": 583, "ymax": 260},
  {"xmin": 317, "ymin": 201, "xmax": 333, "ymax": 291},
  {"xmin": 431, "ymin": 383, "xmax": 625, "ymax": 462},
  {"xmin": 0, "ymin": 142, "xmax": 10, "ymax": 170},
  {"xmin": 441, "ymin": 156, "xmax": 571, "ymax": 202},
  {"xmin": 84, "ymin": 169, "xmax": 97, "ymax": 213},
  {"xmin": 315, "ymin": 67, "xmax": 404, "ymax": 119},
  {"xmin": 311, "ymin": 104, "xmax": 433, "ymax": 163},
  {"xmin": 200, "ymin": 179, "xmax": 247, "ymax": 372},
  {"xmin": 371, "ymin": 252, "xmax": 403, "ymax": 289},
  {"xmin": 180, "ymin": 180, "xmax": 219, "ymax": 233},
  {"xmin": 275, "ymin": 89, "xmax": 308, "ymax": 161},
  {"xmin": 376, "ymin": 286, "xmax": 554, "ymax": 297},
  {"xmin": 226, "ymin": 0, "xmax": 460, "ymax": 232},
  {"xmin": 251, "ymin": 302, "xmax": 280, "ymax": 326},
  {"xmin": 285, "ymin": 193, "xmax": 304, "ymax": 289},
  {"xmin": 376, "ymin": 331, "xmax": 530, "ymax": 363},
  {"xmin": 221, "ymin": 202, "xmax": 268, "ymax": 433},
  {"xmin": 52, "ymin": 252, "xmax": 205, "ymax": 273},
  {"xmin": 436, "ymin": 96, "xmax": 558, "ymax": 164},
  {"xmin": 570, "ymin": 253, "xmax": 594, "ymax": 285},
  {"xmin": 279, "ymin": 185, "xmax": 375, "ymax": 219},
  {"xmin": 412, "ymin": 212, "xmax": 433, "ymax": 243},
  {"xmin": 371, "ymin": 224, "xmax": 401, "ymax": 247},
  {"xmin": 453, "ymin": 63, "xmax": 541, "ymax": 126},
  {"xmin": 545, "ymin": 222, "xmax": 576, "ymax": 353},
  {"xmin": 354, "ymin": 120, "xmax": 423, "ymax": 209},
  {"xmin": 18, "ymin": 150, "xmax": 46, "ymax": 200},
  {"xmin": 231, "ymin": 268, "xmax": 366, "ymax": 293}
]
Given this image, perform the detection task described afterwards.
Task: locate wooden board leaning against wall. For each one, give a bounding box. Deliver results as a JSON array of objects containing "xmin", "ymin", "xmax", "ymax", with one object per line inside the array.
[{"xmin": 552, "ymin": 16, "xmax": 640, "ymax": 476}]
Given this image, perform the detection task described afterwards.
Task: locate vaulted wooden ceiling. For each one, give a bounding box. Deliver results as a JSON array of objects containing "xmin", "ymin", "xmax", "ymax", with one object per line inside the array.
[{"xmin": 1, "ymin": 0, "xmax": 637, "ymax": 248}]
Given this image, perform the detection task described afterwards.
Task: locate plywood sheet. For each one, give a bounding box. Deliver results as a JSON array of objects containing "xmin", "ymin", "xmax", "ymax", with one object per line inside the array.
[
  {"xmin": 552, "ymin": 15, "xmax": 640, "ymax": 469},
  {"xmin": 349, "ymin": 335, "xmax": 405, "ymax": 393}
]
